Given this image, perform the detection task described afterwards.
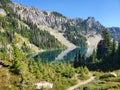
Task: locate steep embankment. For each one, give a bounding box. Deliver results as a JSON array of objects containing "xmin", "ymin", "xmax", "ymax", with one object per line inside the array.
[
  {"xmin": 86, "ymin": 34, "xmax": 102, "ymax": 57},
  {"xmin": 10, "ymin": 2, "xmax": 77, "ymax": 58},
  {"xmin": 38, "ymin": 25, "xmax": 77, "ymax": 60},
  {"xmin": 109, "ymin": 27, "xmax": 120, "ymax": 42},
  {"xmin": 9, "ymin": 2, "xmax": 112, "ymax": 57}
]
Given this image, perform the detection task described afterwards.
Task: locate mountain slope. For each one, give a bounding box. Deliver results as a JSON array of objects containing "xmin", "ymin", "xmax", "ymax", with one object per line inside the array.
[
  {"xmin": 1, "ymin": 0, "xmax": 119, "ymax": 56},
  {"xmin": 38, "ymin": 25, "xmax": 76, "ymax": 48},
  {"xmin": 8, "ymin": 2, "xmax": 105, "ymax": 53},
  {"xmin": 109, "ymin": 27, "xmax": 120, "ymax": 42},
  {"xmin": 0, "ymin": 1, "xmax": 66, "ymax": 55},
  {"xmin": 10, "ymin": 3, "xmax": 105, "ymax": 33},
  {"xmin": 37, "ymin": 25, "xmax": 77, "ymax": 60}
]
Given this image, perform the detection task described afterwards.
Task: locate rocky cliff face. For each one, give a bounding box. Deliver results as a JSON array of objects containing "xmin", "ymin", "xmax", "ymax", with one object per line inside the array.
[
  {"xmin": 109, "ymin": 27, "xmax": 120, "ymax": 42},
  {"xmin": 9, "ymin": 3, "xmax": 104, "ymax": 34},
  {"xmin": 7, "ymin": 2, "xmax": 106, "ymax": 55},
  {"xmin": 0, "ymin": 0, "xmax": 120, "ymax": 58},
  {"xmin": 9, "ymin": 3, "xmax": 68, "ymax": 31}
]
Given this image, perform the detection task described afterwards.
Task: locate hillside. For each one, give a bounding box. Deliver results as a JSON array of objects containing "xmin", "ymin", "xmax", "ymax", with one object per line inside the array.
[
  {"xmin": 0, "ymin": 0, "xmax": 67, "ymax": 55},
  {"xmin": 1, "ymin": 1, "xmax": 120, "ymax": 51},
  {"xmin": 7, "ymin": 2, "xmax": 107, "ymax": 55},
  {"xmin": 0, "ymin": 0, "xmax": 120, "ymax": 60},
  {"xmin": 0, "ymin": 0, "xmax": 120, "ymax": 90},
  {"xmin": 109, "ymin": 27, "xmax": 120, "ymax": 42},
  {"xmin": 0, "ymin": 0, "xmax": 120, "ymax": 59}
]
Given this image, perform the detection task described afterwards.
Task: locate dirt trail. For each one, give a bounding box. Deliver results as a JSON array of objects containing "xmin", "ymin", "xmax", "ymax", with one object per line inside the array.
[{"xmin": 67, "ymin": 74, "xmax": 95, "ymax": 90}]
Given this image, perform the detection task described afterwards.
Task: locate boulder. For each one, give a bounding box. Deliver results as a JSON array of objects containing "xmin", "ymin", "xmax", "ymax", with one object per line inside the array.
[
  {"xmin": 0, "ymin": 9, "xmax": 6, "ymax": 16},
  {"xmin": 110, "ymin": 72, "xmax": 117, "ymax": 77},
  {"xmin": 0, "ymin": 65, "xmax": 2, "ymax": 68},
  {"xmin": 35, "ymin": 81, "xmax": 53, "ymax": 89}
]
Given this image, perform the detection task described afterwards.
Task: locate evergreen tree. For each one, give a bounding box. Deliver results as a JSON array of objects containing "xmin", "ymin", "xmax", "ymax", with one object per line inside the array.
[
  {"xmin": 97, "ymin": 29, "xmax": 112, "ymax": 60},
  {"xmin": 10, "ymin": 43, "xmax": 22, "ymax": 74},
  {"xmin": 19, "ymin": 61, "xmax": 34, "ymax": 89},
  {"xmin": 95, "ymin": 29, "xmax": 120, "ymax": 71},
  {"xmin": 90, "ymin": 49, "xmax": 97, "ymax": 63},
  {"xmin": 10, "ymin": 42, "xmax": 27, "ymax": 74},
  {"xmin": 74, "ymin": 51, "xmax": 85, "ymax": 68},
  {"xmin": 116, "ymin": 43, "xmax": 120, "ymax": 67},
  {"xmin": 111, "ymin": 39, "xmax": 117, "ymax": 62}
]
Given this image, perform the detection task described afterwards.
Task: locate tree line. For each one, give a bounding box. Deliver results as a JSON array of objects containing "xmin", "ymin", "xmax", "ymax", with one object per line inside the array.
[{"xmin": 74, "ymin": 29, "xmax": 120, "ymax": 71}]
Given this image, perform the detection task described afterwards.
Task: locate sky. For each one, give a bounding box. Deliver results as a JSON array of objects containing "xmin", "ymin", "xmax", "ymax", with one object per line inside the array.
[{"xmin": 11, "ymin": 0, "xmax": 120, "ymax": 27}]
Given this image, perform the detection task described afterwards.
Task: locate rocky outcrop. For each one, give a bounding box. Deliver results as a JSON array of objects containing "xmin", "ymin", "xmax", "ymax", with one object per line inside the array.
[
  {"xmin": 9, "ymin": 3, "xmax": 68, "ymax": 30},
  {"xmin": 86, "ymin": 34, "xmax": 102, "ymax": 57},
  {"xmin": 9, "ymin": 3, "xmax": 104, "ymax": 33},
  {"xmin": 35, "ymin": 81, "xmax": 53, "ymax": 89},
  {"xmin": 110, "ymin": 72, "xmax": 117, "ymax": 77},
  {"xmin": 8, "ymin": 2, "xmax": 106, "ymax": 56}
]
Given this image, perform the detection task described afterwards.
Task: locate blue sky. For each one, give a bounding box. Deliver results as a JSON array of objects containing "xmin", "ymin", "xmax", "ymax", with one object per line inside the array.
[{"xmin": 11, "ymin": 0, "xmax": 120, "ymax": 27}]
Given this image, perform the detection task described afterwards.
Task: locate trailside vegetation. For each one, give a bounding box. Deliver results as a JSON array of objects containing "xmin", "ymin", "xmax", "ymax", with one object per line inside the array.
[
  {"xmin": 87, "ymin": 29, "xmax": 120, "ymax": 71},
  {"xmin": 0, "ymin": 42, "xmax": 89, "ymax": 90},
  {"xmin": 73, "ymin": 29, "xmax": 120, "ymax": 90}
]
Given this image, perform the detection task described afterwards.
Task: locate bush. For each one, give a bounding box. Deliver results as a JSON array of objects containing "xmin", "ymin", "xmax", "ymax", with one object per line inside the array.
[
  {"xmin": 99, "ymin": 73, "xmax": 111, "ymax": 79},
  {"xmin": 68, "ymin": 79, "xmax": 77, "ymax": 86},
  {"xmin": 62, "ymin": 67, "xmax": 75, "ymax": 78}
]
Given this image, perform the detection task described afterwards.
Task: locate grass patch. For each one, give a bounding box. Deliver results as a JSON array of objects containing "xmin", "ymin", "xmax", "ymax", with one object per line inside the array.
[{"xmin": 78, "ymin": 70, "xmax": 120, "ymax": 90}]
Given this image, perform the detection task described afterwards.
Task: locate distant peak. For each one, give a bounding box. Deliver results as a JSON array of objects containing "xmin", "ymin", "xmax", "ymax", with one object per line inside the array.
[
  {"xmin": 86, "ymin": 17, "xmax": 95, "ymax": 21},
  {"xmin": 50, "ymin": 11, "xmax": 66, "ymax": 18},
  {"xmin": 109, "ymin": 27, "xmax": 120, "ymax": 29}
]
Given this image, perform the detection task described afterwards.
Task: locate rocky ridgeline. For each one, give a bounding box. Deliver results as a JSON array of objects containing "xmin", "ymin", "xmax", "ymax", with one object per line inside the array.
[
  {"xmin": 9, "ymin": 3, "xmax": 68, "ymax": 30},
  {"xmin": 8, "ymin": 2, "xmax": 105, "ymax": 55},
  {"xmin": 7, "ymin": 2, "xmax": 120, "ymax": 55},
  {"xmin": 9, "ymin": 3, "xmax": 104, "ymax": 33}
]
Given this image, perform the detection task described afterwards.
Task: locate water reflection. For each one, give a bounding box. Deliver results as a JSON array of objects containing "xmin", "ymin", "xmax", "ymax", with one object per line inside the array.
[
  {"xmin": 33, "ymin": 48, "xmax": 87, "ymax": 63},
  {"xmin": 34, "ymin": 49, "xmax": 62, "ymax": 63}
]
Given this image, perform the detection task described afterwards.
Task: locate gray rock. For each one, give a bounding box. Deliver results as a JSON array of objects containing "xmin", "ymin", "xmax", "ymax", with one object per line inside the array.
[
  {"xmin": 35, "ymin": 81, "xmax": 53, "ymax": 89},
  {"xmin": 0, "ymin": 65, "xmax": 2, "ymax": 68},
  {"xmin": 109, "ymin": 27, "xmax": 120, "ymax": 42},
  {"xmin": 110, "ymin": 72, "xmax": 117, "ymax": 77},
  {"xmin": 0, "ymin": 8, "xmax": 6, "ymax": 16},
  {"xmin": 9, "ymin": 2, "xmax": 104, "ymax": 34},
  {"xmin": 8, "ymin": 2, "xmax": 106, "ymax": 56}
]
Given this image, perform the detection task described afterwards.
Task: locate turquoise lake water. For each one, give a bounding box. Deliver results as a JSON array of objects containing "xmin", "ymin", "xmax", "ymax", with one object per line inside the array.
[{"xmin": 33, "ymin": 48, "xmax": 87, "ymax": 63}]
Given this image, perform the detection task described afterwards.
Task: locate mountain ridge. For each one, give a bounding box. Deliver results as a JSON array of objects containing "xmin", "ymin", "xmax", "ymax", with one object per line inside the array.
[
  {"xmin": 8, "ymin": 2, "xmax": 105, "ymax": 50},
  {"xmin": 9, "ymin": 2, "xmax": 105, "ymax": 32},
  {"xmin": 0, "ymin": 0, "xmax": 120, "ymax": 56}
]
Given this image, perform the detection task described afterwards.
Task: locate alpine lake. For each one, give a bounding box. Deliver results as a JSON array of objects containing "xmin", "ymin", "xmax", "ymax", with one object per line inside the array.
[{"xmin": 28, "ymin": 47, "xmax": 87, "ymax": 63}]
